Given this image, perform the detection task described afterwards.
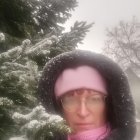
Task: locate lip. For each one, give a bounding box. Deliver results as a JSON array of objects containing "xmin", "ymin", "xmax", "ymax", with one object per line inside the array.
[
  {"xmin": 75, "ymin": 123, "xmax": 94, "ymax": 130},
  {"xmin": 76, "ymin": 123, "xmax": 92, "ymax": 125}
]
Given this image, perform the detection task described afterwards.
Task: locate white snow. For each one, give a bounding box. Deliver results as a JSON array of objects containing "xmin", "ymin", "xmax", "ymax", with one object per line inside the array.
[
  {"xmin": 11, "ymin": 105, "xmax": 70, "ymax": 139},
  {"xmin": 0, "ymin": 97, "xmax": 13, "ymax": 106},
  {"xmin": 22, "ymin": 39, "xmax": 31, "ymax": 47},
  {"xmin": 0, "ymin": 32, "xmax": 5, "ymax": 42},
  {"xmin": 33, "ymin": 17, "xmax": 40, "ymax": 26},
  {"xmin": 9, "ymin": 136, "xmax": 28, "ymax": 140}
]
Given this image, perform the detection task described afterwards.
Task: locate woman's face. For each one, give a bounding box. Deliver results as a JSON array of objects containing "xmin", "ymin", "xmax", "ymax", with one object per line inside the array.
[{"xmin": 61, "ymin": 89, "xmax": 107, "ymax": 133}]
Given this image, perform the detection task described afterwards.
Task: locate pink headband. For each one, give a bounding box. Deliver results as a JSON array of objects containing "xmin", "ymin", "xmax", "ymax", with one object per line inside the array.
[{"xmin": 54, "ymin": 65, "xmax": 107, "ymax": 97}]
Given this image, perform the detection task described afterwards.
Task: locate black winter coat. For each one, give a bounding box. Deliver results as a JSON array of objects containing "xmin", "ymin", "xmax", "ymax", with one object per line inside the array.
[{"xmin": 38, "ymin": 50, "xmax": 136, "ymax": 140}]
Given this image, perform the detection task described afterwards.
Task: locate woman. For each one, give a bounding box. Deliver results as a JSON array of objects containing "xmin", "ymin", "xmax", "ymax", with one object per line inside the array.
[{"xmin": 38, "ymin": 50, "xmax": 136, "ymax": 140}]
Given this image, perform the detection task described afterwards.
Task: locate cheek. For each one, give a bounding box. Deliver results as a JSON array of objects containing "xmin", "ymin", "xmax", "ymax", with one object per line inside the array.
[
  {"xmin": 63, "ymin": 111, "xmax": 76, "ymax": 125},
  {"xmin": 91, "ymin": 105, "xmax": 107, "ymax": 121},
  {"xmin": 96, "ymin": 105, "xmax": 106, "ymax": 114}
]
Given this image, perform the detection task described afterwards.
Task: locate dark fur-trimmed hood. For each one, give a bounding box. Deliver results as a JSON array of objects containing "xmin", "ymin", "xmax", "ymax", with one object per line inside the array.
[{"xmin": 38, "ymin": 50, "xmax": 136, "ymax": 140}]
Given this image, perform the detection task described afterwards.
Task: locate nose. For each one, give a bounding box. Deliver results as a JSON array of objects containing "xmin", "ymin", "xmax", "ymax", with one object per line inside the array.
[{"xmin": 77, "ymin": 99, "xmax": 90, "ymax": 118}]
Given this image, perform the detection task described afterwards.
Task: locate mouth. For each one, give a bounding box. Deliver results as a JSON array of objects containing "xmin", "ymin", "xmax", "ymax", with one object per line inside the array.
[{"xmin": 75, "ymin": 123, "xmax": 94, "ymax": 130}]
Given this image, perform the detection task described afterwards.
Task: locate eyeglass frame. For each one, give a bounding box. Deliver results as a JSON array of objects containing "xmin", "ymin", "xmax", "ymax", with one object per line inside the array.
[{"xmin": 58, "ymin": 89, "xmax": 108, "ymax": 112}]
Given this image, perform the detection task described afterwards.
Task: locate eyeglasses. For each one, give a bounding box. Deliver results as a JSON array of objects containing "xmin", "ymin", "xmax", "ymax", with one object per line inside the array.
[{"xmin": 60, "ymin": 90, "xmax": 107, "ymax": 112}]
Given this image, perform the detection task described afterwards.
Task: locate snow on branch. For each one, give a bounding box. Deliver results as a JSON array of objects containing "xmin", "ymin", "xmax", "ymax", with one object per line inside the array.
[
  {"xmin": 0, "ymin": 97, "xmax": 13, "ymax": 106},
  {"xmin": 11, "ymin": 105, "xmax": 71, "ymax": 140},
  {"xmin": 0, "ymin": 32, "xmax": 5, "ymax": 42}
]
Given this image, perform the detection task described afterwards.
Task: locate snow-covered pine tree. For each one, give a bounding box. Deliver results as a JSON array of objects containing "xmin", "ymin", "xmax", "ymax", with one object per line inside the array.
[
  {"xmin": 10, "ymin": 105, "xmax": 71, "ymax": 140},
  {"xmin": 0, "ymin": 0, "xmax": 93, "ymax": 139},
  {"xmin": 0, "ymin": 0, "xmax": 78, "ymax": 49}
]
